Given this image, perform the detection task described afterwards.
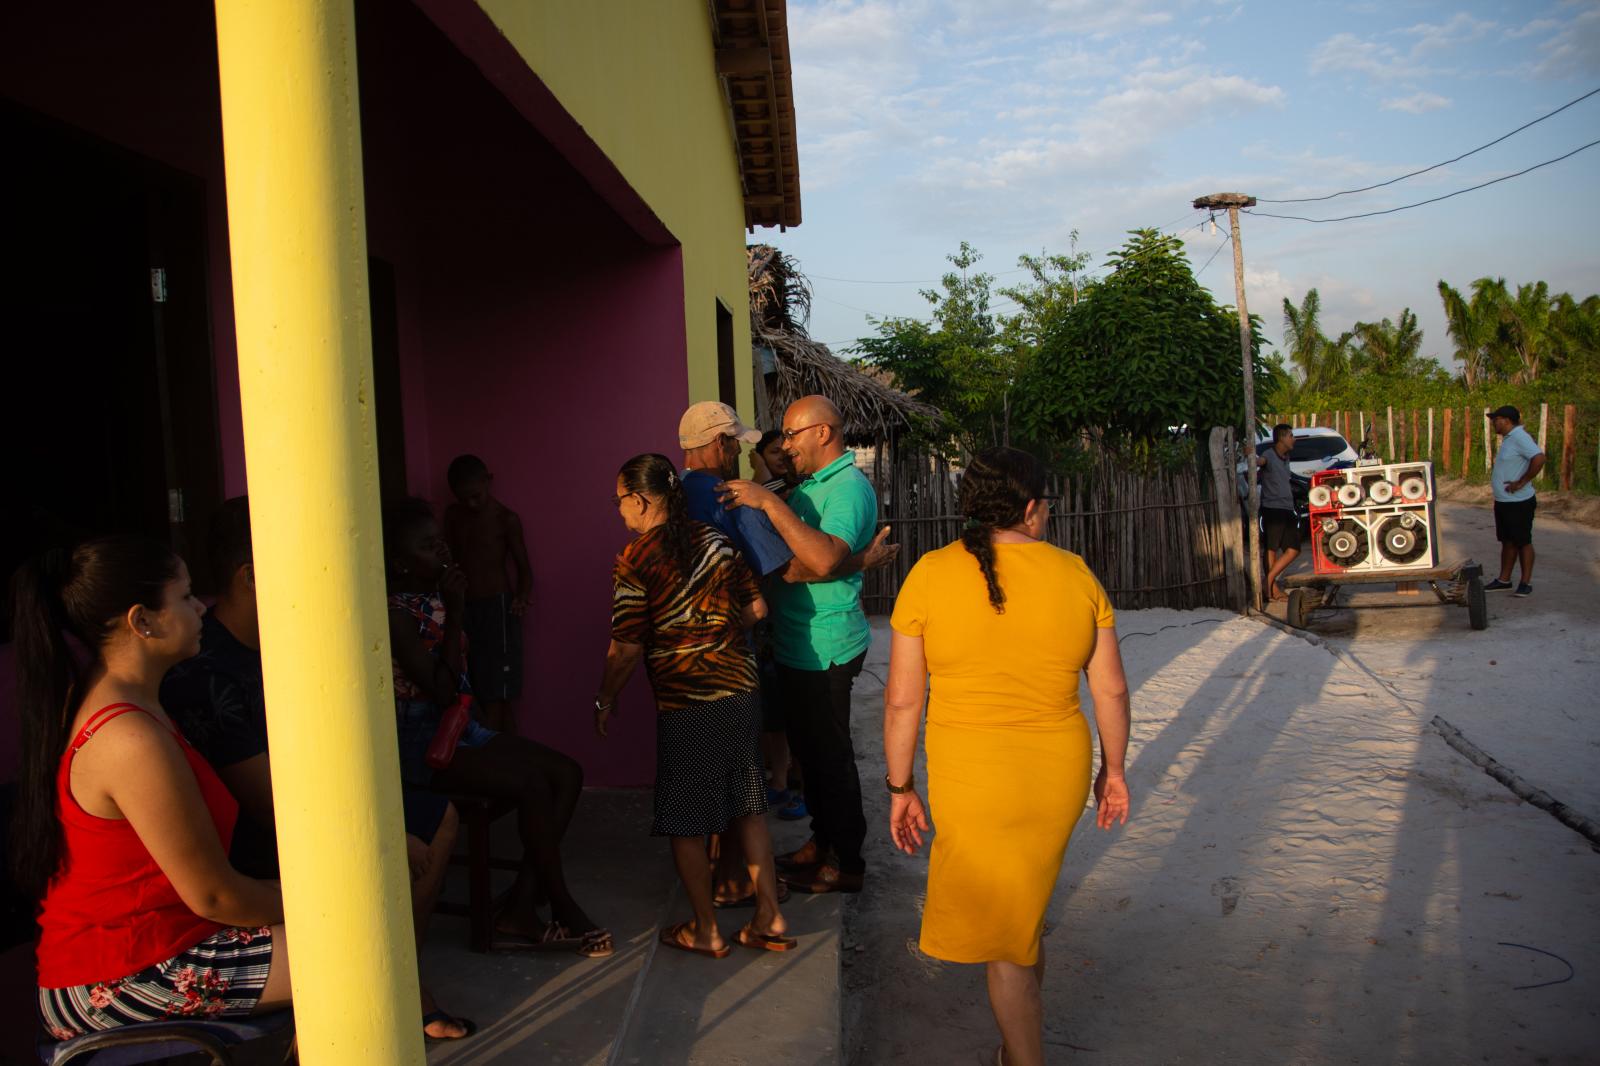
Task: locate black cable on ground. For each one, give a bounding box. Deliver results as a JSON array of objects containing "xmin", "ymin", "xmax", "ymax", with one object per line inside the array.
[
  {"xmin": 1496, "ymin": 942, "xmax": 1575, "ymax": 991},
  {"xmin": 1117, "ymin": 617, "xmax": 1226, "ymax": 645}
]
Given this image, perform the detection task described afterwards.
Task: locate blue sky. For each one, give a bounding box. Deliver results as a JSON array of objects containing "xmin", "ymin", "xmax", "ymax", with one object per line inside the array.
[{"xmin": 765, "ymin": 0, "xmax": 1600, "ymax": 369}]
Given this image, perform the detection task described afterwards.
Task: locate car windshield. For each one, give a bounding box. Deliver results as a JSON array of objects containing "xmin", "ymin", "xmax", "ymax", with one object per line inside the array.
[{"xmin": 1255, "ymin": 435, "xmax": 1351, "ymax": 461}]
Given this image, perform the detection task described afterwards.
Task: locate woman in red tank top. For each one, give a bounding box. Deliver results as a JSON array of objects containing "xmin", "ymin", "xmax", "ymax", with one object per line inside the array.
[{"xmin": 10, "ymin": 538, "xmax": 292, "ymax": 1038}]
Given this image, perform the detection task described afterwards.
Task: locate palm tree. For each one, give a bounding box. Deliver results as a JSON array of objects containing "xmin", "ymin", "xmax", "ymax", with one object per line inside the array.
[
  {"xmin": 1502, "ymin": 281, "xmax": 1552, "ymax": 383},
  {"xmin": 1439, "ymin": 279, "xmax": 1504, "ymax": 386},
  {"xmin": 1349, "ymin": 308, "xmax": 1424, "ymax": 376},
  {"xmin": 1281, "ymin": 289, "xmax": 1345, "ymax": 391}
]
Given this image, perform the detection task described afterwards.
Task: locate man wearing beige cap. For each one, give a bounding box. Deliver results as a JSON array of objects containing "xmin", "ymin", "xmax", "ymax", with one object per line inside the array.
[{"xmin": 679, "ymin": 401, "xmax": 796, "ymax": 580}]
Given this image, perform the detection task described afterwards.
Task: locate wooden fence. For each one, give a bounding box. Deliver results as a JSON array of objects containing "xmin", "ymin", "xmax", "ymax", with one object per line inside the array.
[
  {"xmin": 1268, "ymin": 402, "xmax": 1600, "ymax": 494},
  {"xmin": 860, "ymin": 441, "xmax": 1239, "ymax": 615}
]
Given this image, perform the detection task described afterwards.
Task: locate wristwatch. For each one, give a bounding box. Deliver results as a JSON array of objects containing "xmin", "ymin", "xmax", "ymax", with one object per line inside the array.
[
  {"xmin": 594, "ymin": 697, "xmax": 614, "ymax": 712},
  {"xmin": 885, "ymin": 773, "xmax": 915, "ymax": 795}
]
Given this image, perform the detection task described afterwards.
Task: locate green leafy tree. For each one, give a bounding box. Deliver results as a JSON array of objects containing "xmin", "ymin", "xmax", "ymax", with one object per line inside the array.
[
  {"xmin": 1348, "ymin": 308, "xmax": 1428, "ymax": 377},
  {"xmin": 1016, "ymin": 228, "xmax": 1272, "ymax": 451}
]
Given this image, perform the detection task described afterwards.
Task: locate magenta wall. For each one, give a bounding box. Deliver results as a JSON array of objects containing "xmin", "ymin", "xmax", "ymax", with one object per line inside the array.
[{"xmin": 0, "ymin": 0, "xmax": 690, "ymax": 784}]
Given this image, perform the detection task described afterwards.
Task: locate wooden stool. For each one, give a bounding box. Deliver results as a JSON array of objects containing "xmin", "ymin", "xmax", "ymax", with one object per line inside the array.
[{"xmin": 435, "ymin": 795, "xmax": 519, "ymax": 952}]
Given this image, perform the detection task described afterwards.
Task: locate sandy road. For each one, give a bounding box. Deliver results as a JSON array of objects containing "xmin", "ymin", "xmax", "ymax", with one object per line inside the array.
[{"xmin": 1269, "ymin": 497, "xmax": 1600, "ymax": 817}]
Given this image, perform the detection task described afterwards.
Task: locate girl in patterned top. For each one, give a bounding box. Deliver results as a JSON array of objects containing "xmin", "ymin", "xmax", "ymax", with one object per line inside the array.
[
  {"xmin": 594, "ymin": 453, "xmax": 795, "ymax": 958},
  {"xmin": 383, "ymin": 498, "xmax": 611, "ymax": 958}
]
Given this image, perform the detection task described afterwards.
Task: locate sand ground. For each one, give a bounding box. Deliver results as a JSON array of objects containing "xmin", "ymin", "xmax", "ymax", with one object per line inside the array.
[{"xmin": 841, "ymin": 565, "xmax": 1599, "ymax": 1064}]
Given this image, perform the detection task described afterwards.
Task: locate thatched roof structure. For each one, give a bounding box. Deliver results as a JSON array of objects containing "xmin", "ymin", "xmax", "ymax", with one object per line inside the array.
[{"xmin": 748, "ymin": 245, "xmax": 939, "ymax": 442}]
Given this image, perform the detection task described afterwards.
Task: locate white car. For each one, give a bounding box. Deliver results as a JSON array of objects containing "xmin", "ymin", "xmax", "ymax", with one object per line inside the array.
[{"xmin": 1236, "ymin": 426, "xmax": 1358, "ymax": 493}]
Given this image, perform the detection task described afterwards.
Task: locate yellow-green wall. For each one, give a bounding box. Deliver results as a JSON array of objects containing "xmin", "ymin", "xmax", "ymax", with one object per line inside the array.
[{"xmin": 475, "ymin": 0, "xmax": 754, "ymax": 418}]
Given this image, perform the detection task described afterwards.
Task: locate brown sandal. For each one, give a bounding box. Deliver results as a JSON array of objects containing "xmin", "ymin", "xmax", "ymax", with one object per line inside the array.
[
  {"xmin": 735, "ymin": 925, "xmax": 797, "ymax": 953},
  {"xmin": 658, "ymin": 921, "xmax": 731, "ymax": 959}
]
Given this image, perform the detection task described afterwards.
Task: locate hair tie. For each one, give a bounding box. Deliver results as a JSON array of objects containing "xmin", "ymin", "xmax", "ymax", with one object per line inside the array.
[{"xmin": 666, "ymin": 471, "xmax": 679, "ymax": 489}]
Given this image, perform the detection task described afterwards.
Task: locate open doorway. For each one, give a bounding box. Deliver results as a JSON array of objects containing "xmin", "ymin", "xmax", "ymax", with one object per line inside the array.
[{"xmin": 0, "ymin": 103, "xmax": 222, "ymax": 607}]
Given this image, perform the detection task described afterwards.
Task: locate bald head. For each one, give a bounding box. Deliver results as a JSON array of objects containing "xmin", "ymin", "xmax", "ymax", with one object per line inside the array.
[{"xmin": 781, "ymin": 394, "xmax": 847, "ymax": 477}]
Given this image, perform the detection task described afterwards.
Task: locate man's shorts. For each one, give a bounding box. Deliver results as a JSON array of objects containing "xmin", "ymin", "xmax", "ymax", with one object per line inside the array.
[
  {"xmin": 464, "ymin": 593, "xmax": 523, "ymax": 701},
  {"xmin": 1493, "ymin": 497, "xmax": 1536, "ymax": 548},
  {"xmin": 1261, "ymin": 507, "xmax": 1300, "ymax": 552}
]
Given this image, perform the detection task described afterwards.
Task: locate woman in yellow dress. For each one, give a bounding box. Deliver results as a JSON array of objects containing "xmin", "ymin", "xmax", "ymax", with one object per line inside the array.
[{"xmin": 883, "ymin": 446, "xmax": 1132, "ymax": 1066}]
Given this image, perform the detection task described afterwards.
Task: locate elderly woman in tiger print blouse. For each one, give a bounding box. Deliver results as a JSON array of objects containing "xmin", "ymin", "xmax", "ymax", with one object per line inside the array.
[{"xmin": 594, "ymin": 452, "xmax": 795, "ymax": 960}]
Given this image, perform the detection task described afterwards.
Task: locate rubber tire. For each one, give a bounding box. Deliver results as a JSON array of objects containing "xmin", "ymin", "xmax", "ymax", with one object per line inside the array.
[
  {"xmin": 1467, "ymin": 576, "xmax": 1488, "ymax": 631},
  {"xmin": 1287, "ymin": 588, "xmax": 1310, "ymax": 630}
]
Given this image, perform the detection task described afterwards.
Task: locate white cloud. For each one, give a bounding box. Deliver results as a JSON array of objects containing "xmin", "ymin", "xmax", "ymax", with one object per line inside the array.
[
  {"xmin": 1531, "ymin": 3, "xmax": 1600, "ymax": 79},
  {"xmin": 1309, "ymin": 32, "xmax": 1414, "ymax": 80},
  {"xmin": 1381, "ymin": 91, "xmax": 1452, "ymax": 113}
]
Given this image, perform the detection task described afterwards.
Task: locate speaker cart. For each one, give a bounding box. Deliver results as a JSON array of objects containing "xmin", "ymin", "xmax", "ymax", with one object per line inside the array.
[{"xmin": 1281, "ymin": 560, "xmax": 1488, "ymax": 632}]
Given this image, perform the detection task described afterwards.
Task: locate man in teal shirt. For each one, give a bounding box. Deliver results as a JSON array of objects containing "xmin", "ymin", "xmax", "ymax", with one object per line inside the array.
[{"xmin": 719, "ymin": 395, "xmax": 878, "ymax": 892}]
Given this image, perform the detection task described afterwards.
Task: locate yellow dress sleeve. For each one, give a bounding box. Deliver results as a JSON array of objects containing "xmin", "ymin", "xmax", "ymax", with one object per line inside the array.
[{"xmin": 890, "ymin": 556, "xmax": 930, "ymax": 637}]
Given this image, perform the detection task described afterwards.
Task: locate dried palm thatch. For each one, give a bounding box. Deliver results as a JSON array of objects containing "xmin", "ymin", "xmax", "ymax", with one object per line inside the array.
[{"xmin": 749, "ymin": 244, "xmax": 939, "ymax": 443}]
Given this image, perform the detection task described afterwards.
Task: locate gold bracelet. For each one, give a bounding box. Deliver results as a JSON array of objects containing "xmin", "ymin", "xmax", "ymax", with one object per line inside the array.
[{"xmin": 885, "ymin": 774, "xmax": 915, "ymax": 794}]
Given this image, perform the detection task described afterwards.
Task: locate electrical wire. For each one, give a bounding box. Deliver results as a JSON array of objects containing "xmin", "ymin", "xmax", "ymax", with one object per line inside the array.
[
  {"xmin": 810, "ymin": 267, "xmax": 1031, "ymax": 285},
  {"xmin": 1257, "ymin": 85, "xmax": 1600, "ymax": 204},
  {"xmin": 1246, "ymin": 137, "xmax": 1600, "ymax": 223},
  {"xmin": 1195, "ymin": 233, "xmax": 1231, "ymax": 276}
]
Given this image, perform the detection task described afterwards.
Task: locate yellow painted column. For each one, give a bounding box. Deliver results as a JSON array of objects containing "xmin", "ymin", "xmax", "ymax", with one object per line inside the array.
[{"xmin": 212, "ymin": 2, "xmax": 422, "ymax": 1063}]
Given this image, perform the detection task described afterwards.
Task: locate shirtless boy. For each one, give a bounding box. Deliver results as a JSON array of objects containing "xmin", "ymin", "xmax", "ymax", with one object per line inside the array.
[{"xmin": 443, "ymin": 454, "xmax": 533, "ymax": 733}]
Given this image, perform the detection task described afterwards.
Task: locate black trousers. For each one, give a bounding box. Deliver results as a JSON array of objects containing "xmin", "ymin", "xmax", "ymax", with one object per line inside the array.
[{"xmin": 777, "ymin": 650, "xmax": 868, "ymax": 875}]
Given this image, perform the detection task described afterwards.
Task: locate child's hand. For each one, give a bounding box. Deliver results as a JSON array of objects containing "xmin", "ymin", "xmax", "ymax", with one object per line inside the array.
[{"xmin": 510, "ymin": 594, "xmax": 530, "ymax": 617}]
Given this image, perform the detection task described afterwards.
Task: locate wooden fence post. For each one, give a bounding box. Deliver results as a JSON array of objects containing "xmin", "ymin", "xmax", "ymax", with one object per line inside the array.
[
  {"xmin": 1386, "ymin": 406, "xmax": 1395, "ymax": 462},
  {"xmin": 1209, "ymin": 426, "xmax": 1246, "ymax": 611},
  {"xmin": 1461, "ymin": 409, "xmax": 1471, "ymax": 476},
  {"xmin": 1483, "ymin": 408, "xmax": 1492, "ymax": 476},
  {"xmin": 1442, "ymin": 408, "xmax": 1453, "ymax": 474},
  {"xmin": 1427, "ymin": 408, "xmax": 1434, "ymax": 465},
  {"xmin": 1410, "ymin": 409, "xmax": 1419, "ymax": 462},
  {"xmin": 1562, "ymin": 404, "xmax": 1576, "ymax": 491},
  {"xmin": 1537, "ymin": 403, "xmax": 1549, "ymax": 485}
]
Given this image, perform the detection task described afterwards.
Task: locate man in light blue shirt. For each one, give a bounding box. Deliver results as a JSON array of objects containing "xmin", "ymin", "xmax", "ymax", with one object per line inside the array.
[{"xmin": 1485, "ymin": 405, "xmax": 1546, "ymax": 596}]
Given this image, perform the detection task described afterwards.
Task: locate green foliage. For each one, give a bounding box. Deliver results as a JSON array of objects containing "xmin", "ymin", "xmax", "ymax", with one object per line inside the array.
[
  {"xmin": 852, "ymin": 239, "xmax": 1090, "ymax": 456},
  {"xmin": 1014, "ymin": 229, "xmax": 1276, "ymax": 452}
]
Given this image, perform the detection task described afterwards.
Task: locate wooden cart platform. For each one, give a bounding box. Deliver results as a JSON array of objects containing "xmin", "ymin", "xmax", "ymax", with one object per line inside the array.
[{"xmin": 1280, "ymin": 560, "xmax": 1486, "ymax": 631}]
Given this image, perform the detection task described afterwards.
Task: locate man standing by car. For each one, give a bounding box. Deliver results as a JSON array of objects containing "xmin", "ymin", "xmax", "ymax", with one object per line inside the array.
[
  {"xmin": 1257, "ymin": 423, "xmax": 1300, "ymax": 602},
  {"xmin": 1485, "ymin": 405, "xmax": 1545, "ymax": 597}
]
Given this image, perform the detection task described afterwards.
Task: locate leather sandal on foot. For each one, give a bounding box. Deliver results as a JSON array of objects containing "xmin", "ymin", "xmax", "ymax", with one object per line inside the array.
[
  {"xmin": 713, "ymin": 882, "xmax": 791, "ymax": 909},
  {"xmin": 736, "ymin": 925, "xmax": 798, "ymax": 952},
  {"xmin": 422, "ymin": 1011, "xmax": 478, "ymax": 1041},
  {"xmin": 658, "ymin": 921, "xmax": 731, "ymax": 959},
  {"xmin": 781, "ymin": 864, "xmax": 863, "ymax": 894}
]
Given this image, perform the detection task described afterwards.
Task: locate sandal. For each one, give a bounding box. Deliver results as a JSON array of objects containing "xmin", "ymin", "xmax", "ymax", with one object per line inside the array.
[
  {"xmin": 493, "ymin": 921, "xmax": 614, "ymax": 958},
  {"xmin": 713, "ymin": 882, "xmax": 791, "ymax": 909},
  {"xmin": 422, "ymin": 1010, "xmax": 477, "ymax": 1042},
  {"xmin": 735, "ymin": 924, "xmax": 797, "ymax": 953},
  {"xmin": 658, "ymin": 921, "xmax": 731, "ymax": 959}
]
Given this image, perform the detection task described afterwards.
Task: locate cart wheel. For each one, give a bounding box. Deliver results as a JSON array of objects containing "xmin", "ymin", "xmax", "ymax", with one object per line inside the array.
[
  {"xmin": 1467, "ymin": 576, "xmax": 1488, "ymax": 631},
  {"xmin": 1287, "ymin": 588, "xmax": 1310, "ymax": 630}
]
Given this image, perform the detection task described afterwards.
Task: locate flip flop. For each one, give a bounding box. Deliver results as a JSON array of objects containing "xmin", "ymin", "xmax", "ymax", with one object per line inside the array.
[
  {"xmin": 658, "ymin": 921, "xmax": 731, "ymax": 959},
  {"xmin": 423, "ymin": 1010, "xmax": 477, "ymax": 1041},
  {"xmin": 493, "ymin": 921, "xmax": 614, "ymax": 958},
  {"xmin": 735, "ymin": 925, "xmax": 798, "ymax": 953},
  {"xmin": 713, "ymin": 882, "xmax": 791, "ymax": 909}
]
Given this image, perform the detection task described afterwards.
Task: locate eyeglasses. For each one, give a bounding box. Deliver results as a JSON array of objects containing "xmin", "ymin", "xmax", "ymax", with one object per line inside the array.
[
  {"xmin": 780, "ymin": 423, "xmax": 834, "ymax": 442},
  {"xmin": 610, "ymin": 492, "xmax": 641, "ymax": 508}
]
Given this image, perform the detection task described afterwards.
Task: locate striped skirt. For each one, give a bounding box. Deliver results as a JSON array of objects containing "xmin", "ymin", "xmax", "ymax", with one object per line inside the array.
[{"xmin": 39, "ymin": 925, "xmax": 275, "ymax": 1040}]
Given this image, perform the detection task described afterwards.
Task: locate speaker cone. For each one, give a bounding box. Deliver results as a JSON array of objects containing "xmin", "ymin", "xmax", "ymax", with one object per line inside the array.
[
  {"xmin": 1377, "ymin": 515, "xmax": 1428, "ymax": 563},
  {"xmin": 1321, "ymin": 519, "xmax": 1369, "ymax": 565},
  {"xmin": 1337, "ymin": 483, "xmax": 1364, "ymax": 507},
  {"xmin": 1309, "ymin": 484, "xmax": 1333, "ymax": 509},
  {"xmin": 1399, "ymin": 476, "xmax": 1427, "ymax": 501},
  {"xmin": 1368, "ymin": 480, "xmax": 1395, "ymax": 504}
]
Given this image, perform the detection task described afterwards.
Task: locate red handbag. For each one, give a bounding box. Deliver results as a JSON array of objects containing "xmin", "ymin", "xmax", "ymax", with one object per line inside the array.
[{"xmin": 425, "ymin": 694, "xmax": 474, "ymax": 769}]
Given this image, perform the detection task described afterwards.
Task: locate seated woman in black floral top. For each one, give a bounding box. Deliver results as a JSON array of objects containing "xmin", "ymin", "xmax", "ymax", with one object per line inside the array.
[{"xmin": 384, "ymin": 497, "xmax": 610, "ymax": 958}]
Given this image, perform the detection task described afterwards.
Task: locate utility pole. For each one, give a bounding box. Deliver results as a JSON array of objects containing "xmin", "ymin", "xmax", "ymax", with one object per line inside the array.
[{"xmin": 1193, "ymin": 191, "xmax": 1261, "ymax": 612}]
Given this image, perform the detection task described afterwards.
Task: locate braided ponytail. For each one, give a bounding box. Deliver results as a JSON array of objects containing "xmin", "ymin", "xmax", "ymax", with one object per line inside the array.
[
  {"xmin": 618, "ymin": 453, "xmax": 697, "ymax": 576},
  {"xmin": 958, "ymin": 447, "xmax": 1048, "ymax": 614}
]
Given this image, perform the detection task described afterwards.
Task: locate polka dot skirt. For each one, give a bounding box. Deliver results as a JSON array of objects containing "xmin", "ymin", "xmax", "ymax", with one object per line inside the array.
[{"xmin": 652, "ymin": 688, "xmax": 769, "ymax": 837}]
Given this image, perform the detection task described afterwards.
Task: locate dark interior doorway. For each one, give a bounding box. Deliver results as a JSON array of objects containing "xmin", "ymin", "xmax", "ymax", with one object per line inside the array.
[
  {"xmin": 0, "ymin": 103, "xmax": 222, "ymax": 614},
  {"xmin": 716, "ymin": 299, "xmax": 736, "ymax": 409}
]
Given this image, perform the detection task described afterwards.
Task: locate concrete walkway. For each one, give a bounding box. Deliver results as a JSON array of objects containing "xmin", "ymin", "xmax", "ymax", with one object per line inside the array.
[{"xmin": 421, "ymin": 789, "xmax": 840, "ymax": 1065}]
